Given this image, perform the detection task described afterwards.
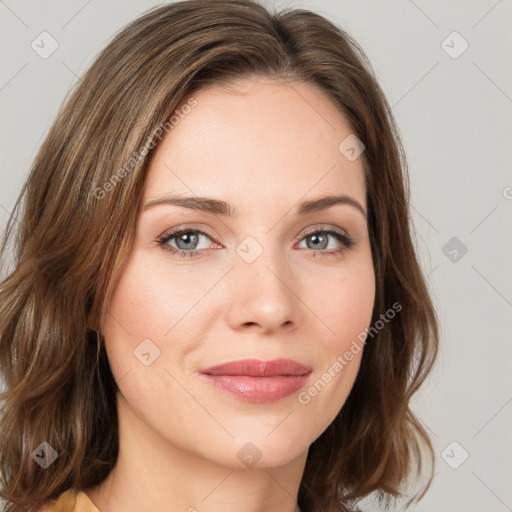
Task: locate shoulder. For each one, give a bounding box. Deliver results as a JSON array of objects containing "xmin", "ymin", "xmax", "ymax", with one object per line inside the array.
[{"xmin": 39, "ymin": 489, "xmax": 100, "ymax": 512}]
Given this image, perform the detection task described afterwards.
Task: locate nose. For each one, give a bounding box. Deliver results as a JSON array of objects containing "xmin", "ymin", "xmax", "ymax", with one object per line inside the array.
[{"xmin": 225, "ymin": 246, "xmax": 299, "ymax": 335}]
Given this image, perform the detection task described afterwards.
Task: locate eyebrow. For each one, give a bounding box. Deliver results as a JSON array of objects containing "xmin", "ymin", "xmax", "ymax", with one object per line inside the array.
[{"xmin": 143, "ymin": 194, "xmax": 366, "ymax": 218}]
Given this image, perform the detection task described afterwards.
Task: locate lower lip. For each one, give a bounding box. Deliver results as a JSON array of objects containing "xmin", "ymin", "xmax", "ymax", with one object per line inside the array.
[{"xmin": 201, "ymin": 374, "xmax": 311, "ymax": 403}]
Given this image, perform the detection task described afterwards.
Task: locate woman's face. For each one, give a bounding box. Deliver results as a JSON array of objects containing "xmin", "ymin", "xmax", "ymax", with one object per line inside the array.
[{"xmin": 102, "ymin": 78, "xmax": 375, "ymax": 468}]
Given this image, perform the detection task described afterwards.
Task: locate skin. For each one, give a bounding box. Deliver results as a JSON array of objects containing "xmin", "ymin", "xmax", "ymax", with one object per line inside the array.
[{"xmin": 84, "ymin": 77, "xmax": 375, "ymax": 512}]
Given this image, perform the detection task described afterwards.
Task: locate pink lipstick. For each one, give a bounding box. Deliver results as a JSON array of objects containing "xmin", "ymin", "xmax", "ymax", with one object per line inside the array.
[{"xmin": 199, "ymin": 358, "xmax": 312, "ymax": 403}]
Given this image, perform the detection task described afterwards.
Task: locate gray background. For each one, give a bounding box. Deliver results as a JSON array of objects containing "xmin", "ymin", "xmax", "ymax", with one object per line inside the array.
[{"xmin": 1, "ymin": 1, "xmax": 511, "ymax": 510}]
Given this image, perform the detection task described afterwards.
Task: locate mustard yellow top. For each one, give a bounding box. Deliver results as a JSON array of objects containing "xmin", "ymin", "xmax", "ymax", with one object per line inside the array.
[{"xmin": 40, "ymin": 489, "xmax": 99, "ymax": 512}]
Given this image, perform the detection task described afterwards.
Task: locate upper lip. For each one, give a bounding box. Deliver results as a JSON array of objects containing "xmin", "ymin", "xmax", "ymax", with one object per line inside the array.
[{"xmin": 200, "ymin": 358, "xmax": 312, "ymax": 377}]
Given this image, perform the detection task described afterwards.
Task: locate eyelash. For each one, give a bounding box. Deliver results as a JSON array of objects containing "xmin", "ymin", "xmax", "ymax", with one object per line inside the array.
[{"xmin": 156, "ymin": 224, "xmax": 355, "ymax": 259}]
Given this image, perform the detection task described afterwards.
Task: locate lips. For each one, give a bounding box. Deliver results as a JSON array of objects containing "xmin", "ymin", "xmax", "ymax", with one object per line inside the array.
[
  {"xmin": 199, "ymin": 358, "xmax": 312, "ymax": 402},
  {"xmin": 200, "ymin": 358, "xmax": 312, "ymax": 377}
]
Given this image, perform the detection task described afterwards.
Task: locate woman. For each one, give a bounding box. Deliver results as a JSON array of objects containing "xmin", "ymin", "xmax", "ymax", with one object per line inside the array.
[{"xmin": 0, "ymin": 1, "xmax": 439, "ymax": 511}]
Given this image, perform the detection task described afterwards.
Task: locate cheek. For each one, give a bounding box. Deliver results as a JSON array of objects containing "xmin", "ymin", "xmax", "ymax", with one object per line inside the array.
[
  {"xmin": 320, "ymin": 253, "xmax": 376, "ymax": 350},
  {"xmin": 101, "ymin": 254, "xmax": 174, "ymax": 380},
  {"xmin": 101, "ymin": 250, "xmax": 220, "ymax": 398},
  {"xmin": 101, "ymin": 254, "xmax": 199, "ymax": 430},
  {"xmin": 298, "ymin": 255, "xmax": 375, "ymax": 429},
  {"xmin": 105, "ymin": 252, "xmax": 204, "ymax": 339}
]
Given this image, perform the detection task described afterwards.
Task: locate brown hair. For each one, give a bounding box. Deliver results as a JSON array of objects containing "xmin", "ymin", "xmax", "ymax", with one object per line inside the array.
[{"xmin": 0, "ymin": 1, "xmax": 439, "ymax": 511}]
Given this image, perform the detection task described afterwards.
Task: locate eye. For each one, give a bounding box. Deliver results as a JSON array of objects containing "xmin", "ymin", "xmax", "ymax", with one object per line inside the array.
[
  {"xmin": 156, "ymin": 226, "xmax": 216, "ymax": 258},
  {"xmin": 156, "ymin": 225, "xmax": 355, "ymax": 258},
  {"xmin": 296, "ymin": 226, "xmax": 355, "ymax": 257}
]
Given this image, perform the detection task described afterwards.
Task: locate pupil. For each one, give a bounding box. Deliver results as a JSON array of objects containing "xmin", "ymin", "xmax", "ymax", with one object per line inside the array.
[
  {"xmin": 178, "ymin": 232, "xmax": 197, "ymax": 249},
  {"xmin": 310, "ymin": 234, "xmax": 326, "ymax": 250}
]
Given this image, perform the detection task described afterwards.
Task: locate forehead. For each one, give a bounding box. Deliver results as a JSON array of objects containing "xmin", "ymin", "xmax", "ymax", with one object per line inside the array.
[{"xmin": 143, "ymin": 78, "xmax": 367, "ymax": 213}]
